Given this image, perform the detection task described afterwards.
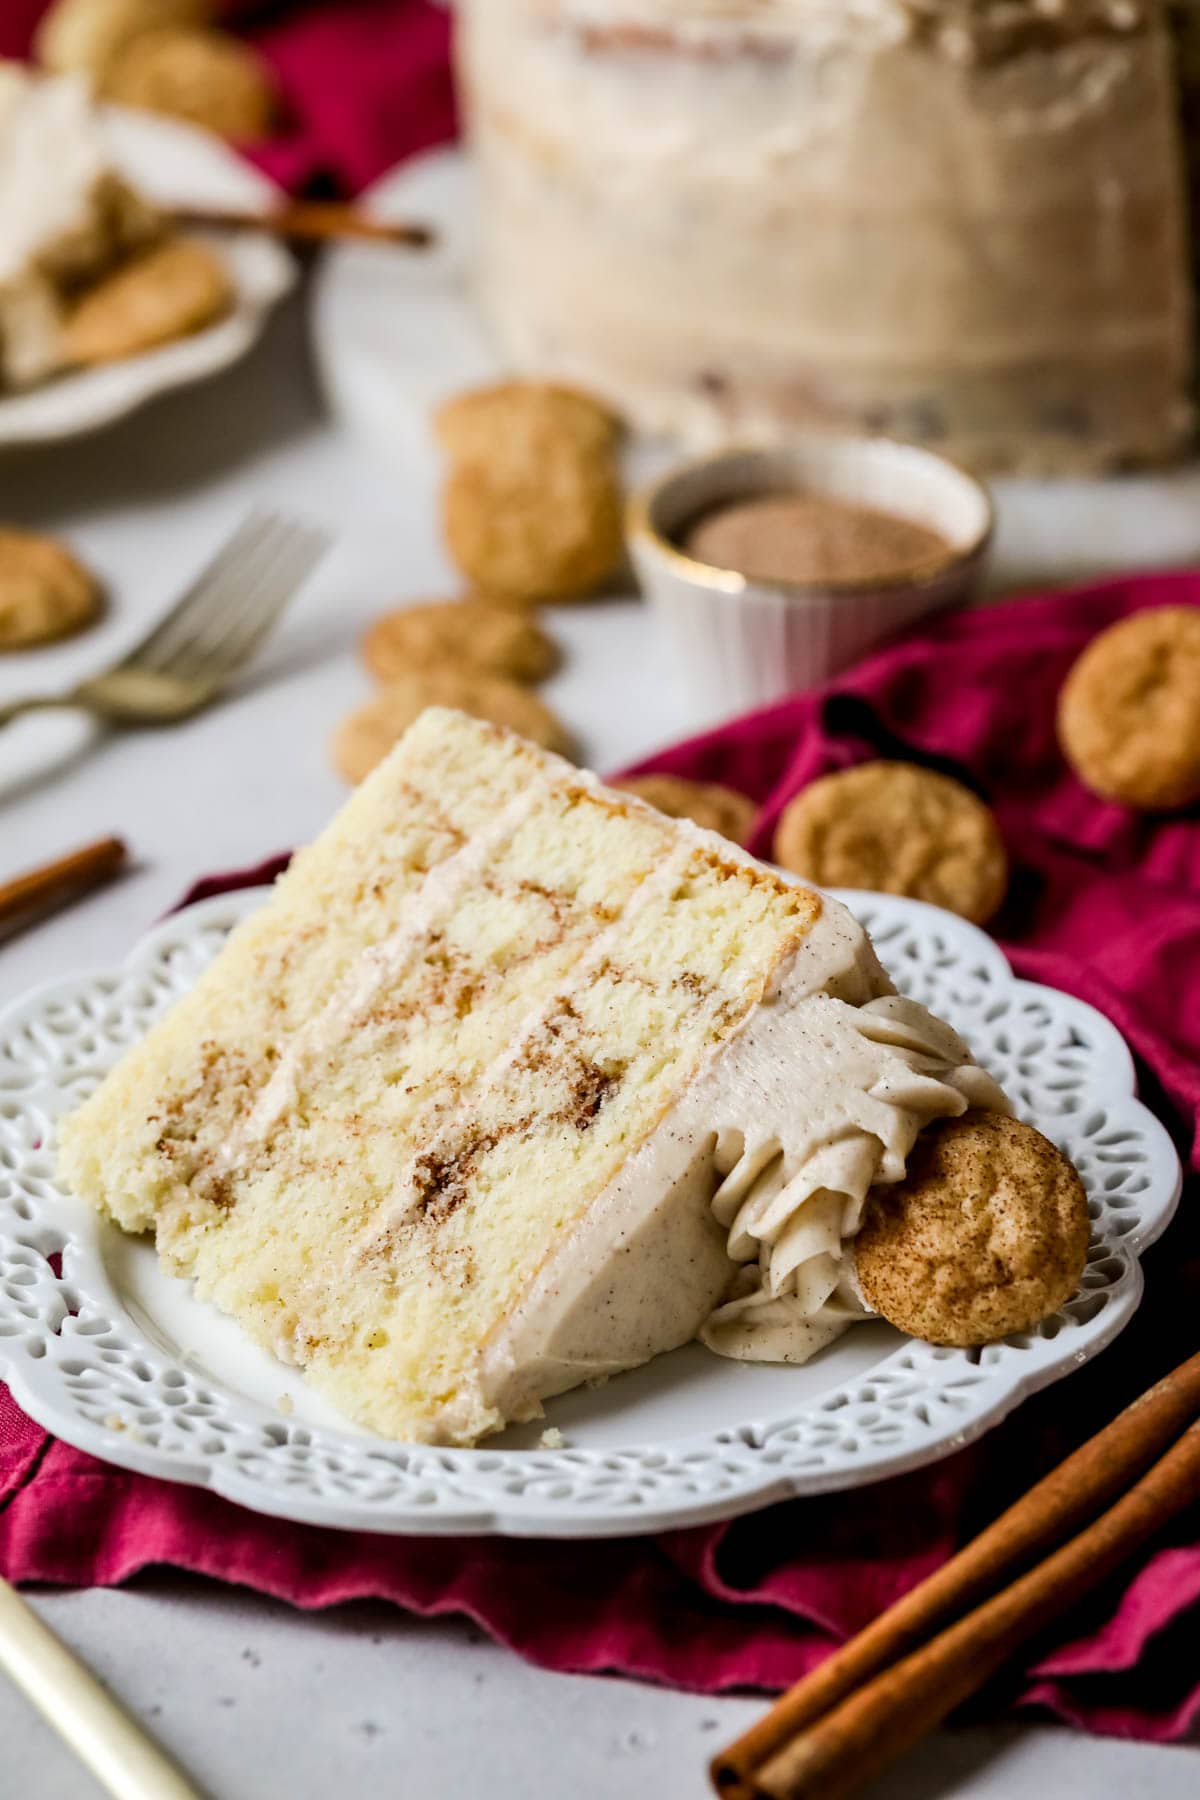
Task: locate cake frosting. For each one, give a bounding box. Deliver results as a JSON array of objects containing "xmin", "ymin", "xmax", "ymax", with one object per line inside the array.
[
  {"xmin": 59, "ymin": 708, "xmax": 1010, "ymax": 1445},
  {"xmin": 477, "ymin": 905, "xmax": 1007, "ymax": 1431},
  {"xmin": 0, "ymin": 63, "xmax": 160, "ymax": 388},
  {"xmin": 458, "ymin": 0, "xmax": 1193, "ymax": 471},
  {"xmin": 0, "ymin": 65, "xmax": 111, "ymax": 286}
]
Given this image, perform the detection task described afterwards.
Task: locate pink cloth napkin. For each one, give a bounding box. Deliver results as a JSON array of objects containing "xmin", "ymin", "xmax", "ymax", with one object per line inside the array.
[
  {"xmin": 2, "ymin": 2, "xmax": 457, "ymax": 197},
  {"xmin": 3, "ymin": 572, "xmax": 1200, "ymax": 1743}
]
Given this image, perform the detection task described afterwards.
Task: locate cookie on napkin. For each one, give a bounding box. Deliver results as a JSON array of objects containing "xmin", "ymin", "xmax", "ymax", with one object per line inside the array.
[
  {"xmin": 101, "ymin": 26, "xmax": 276, "ymax": 140},
  {"xmin": 35, "ymin": 0, "xmax": 212, "ymax": 77},
  {"xmin": 773, "ymin": 761, "xmax": 1008, "ymax": 925},
  {"xmin": 1058, "ymin": 606, "xmax": 1200, "ymax": 811}
]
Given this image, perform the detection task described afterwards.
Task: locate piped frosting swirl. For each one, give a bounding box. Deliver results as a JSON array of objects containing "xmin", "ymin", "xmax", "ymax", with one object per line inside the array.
[{"xmin": 699, "ymin": 994, "xmax": 1009, "ymax": 1361}]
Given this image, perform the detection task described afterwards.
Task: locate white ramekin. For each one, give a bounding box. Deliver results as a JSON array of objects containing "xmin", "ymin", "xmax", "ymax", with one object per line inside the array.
[{"xmin": 627, "ymin": 439, "xmax": 993, "ymax": 718}]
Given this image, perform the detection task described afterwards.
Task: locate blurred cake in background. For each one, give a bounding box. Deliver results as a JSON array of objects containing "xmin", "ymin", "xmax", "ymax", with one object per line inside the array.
[{"xmin": 457, "ymin": 0, "xmax": 1195, "ymax": 472}]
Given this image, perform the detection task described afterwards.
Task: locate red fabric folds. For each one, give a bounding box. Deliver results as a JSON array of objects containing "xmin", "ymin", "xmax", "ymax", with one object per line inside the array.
[{"xmin": 3, "ymin": 573, "xmax": 1200, "ymax": 1741}]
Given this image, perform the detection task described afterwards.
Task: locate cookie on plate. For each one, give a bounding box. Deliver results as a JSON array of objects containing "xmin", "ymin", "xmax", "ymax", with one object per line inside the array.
[
  {"xmin": 855, "ymin": 1110, "xmax": 1090, "ymax": 1347},
  {"xmin": 437, "ymin": 380, "xmax": 625, "ymax": 604},
  {"xmin": 332, "ymin": 671, "xmax": 574, "ymax": 783},
  {"xmin": 773, "ymin": 761, "xmax": 1008, "ymax": 925},
  {"xmin": 1057, "ymin": 606, "xmax": 1200, "ymax": 811},
  {"xmin": 61, "ymin": 237, "xmax": 233, "ymax": 366},
  {"xmin": 361, "ymin": 598, "xmax": 558, "ymax": 685},
  {"xmin": 0, "ymin": 529, "xmax": 102, "ymax": 650},
  {"xmin": 616, "ymin": 773, "xmax": 757, "ymax": 846},
  {"xmin": 35, "ymin": 0, "xmax": 212, "ymax": 78},
  {"xmin": 101, "ymin": 27, "xmax": 275, "ymax": 140}
]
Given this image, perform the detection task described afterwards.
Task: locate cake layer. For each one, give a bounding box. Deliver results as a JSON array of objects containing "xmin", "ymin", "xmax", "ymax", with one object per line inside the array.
[
  {"xmin": 60, "ymin": 710, "xmax": 827, "ymax": 1442},
  {"xmin": 61, "ymin": 709, "xmax": 1007, "ymax": 1444},
  {"xmin": 460, "ymin": 0, "xmax": 1193, "ymax": 470}
]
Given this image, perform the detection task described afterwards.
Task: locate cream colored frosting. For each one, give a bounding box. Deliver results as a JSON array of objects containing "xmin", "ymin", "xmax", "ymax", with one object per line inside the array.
[
  {"xmin": 474, "ymin": 893, "xmax": 1007, "ymax": 1434},
  {"xmin": 0, "ymin": 65, "xmax": 110, "ymax": 287},
  {"xmin": 531, "ymin": 0, "xmax": 1149, "ymax": 54},
  {"xmin": 0, "ymin": 65, "xmax": 126, "ymax": 389},
  {"xmin": 460, "ymin": 0, "xmax": 1192, "ymax": 471},
  {"xmin": 700, "ymin": 992, "xmax": 1007, "ymax": 1359}
]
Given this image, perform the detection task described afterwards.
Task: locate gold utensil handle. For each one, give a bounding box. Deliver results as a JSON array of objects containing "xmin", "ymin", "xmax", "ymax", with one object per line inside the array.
[{"xmin": 0, "ymin": 1578, "xmax": 202, "ymax": 1800}]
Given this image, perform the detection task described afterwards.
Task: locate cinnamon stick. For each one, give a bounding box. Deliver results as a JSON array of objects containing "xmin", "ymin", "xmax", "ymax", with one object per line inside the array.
[
  {"xmin": 174, "ymin": 202, "xmax": 434, "ymax": 249},
  {"xmin": 713, "ymin": 1348, "xmax": 1200, "ymax": 1798},
  {"xmin": 0, "ymin": 837, "xmax": 127, "ymax": 936},
  {"xmin": 751, "ymin": 1419, "xmax": 1200, "ymax": 1799}
]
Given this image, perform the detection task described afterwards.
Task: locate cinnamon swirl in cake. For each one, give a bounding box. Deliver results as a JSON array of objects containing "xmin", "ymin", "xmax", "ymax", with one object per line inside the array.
[{"xmin": 59, "ymin": 708, "xmax": 1006, "ymax": 1444}]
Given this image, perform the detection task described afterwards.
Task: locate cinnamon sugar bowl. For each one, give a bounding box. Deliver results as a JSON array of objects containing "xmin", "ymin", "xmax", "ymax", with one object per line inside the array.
[{"xmin": 628, "ymin": 440, "xmax": 993, "ymax": 717}]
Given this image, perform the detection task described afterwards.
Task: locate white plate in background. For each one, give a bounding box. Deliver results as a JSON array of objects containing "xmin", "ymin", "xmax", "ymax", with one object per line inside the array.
[{"xmin": 0, "ymin": 107, "xmax": 295, "ymax": 448}]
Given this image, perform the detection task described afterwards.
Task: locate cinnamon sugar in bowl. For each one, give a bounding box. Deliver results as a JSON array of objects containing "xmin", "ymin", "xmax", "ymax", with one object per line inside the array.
[{"xmin": 628, "ymin": 440, "xmax": 993, "ymax": 717}]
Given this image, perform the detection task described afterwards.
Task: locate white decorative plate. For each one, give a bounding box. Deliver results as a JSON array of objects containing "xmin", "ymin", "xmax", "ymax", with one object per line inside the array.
[
  {"xmin": 0, "ymin": 887, "xmax": 1180, "ymax": 1538},
  {"xmin": 0, "ymin": 108, "xmax": 295, "ymax": 447}
]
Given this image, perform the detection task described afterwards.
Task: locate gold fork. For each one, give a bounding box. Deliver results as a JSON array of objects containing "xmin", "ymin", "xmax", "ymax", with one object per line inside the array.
[{"xmin": 0, "ymin": 512, "xmax": 329, "ymax": 732}]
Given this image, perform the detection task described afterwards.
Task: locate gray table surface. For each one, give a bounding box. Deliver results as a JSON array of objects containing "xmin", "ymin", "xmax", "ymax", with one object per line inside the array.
[{"xmin": 0, "ymin": 295, "xmax": 1195, "ymax": 1798}]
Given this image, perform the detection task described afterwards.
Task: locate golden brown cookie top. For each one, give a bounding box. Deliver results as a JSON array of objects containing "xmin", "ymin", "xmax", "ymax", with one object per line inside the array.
[
  {"xmin": 434, "ymin": 381, "xmax": 621, "ymax": 465},
  {"xmin": 855, "ymin": 1110, "xmax": 1090, "ymax": 1347},
  {"xmin": 616, "ymin": 773, "xmax": 757, "ymax": 846},
  {"xmin": 0, "ymin": 529, "xmax": 102, "ymax": 650},
  {"xmin": 1057, "ymin": 606, "xmax": 1200, "ymax": 811},
  {"xmin": 61, "ymin": 236, "xmax": 232, "ymax": 366},
  {"xmin": 442, "ymin": 452, "xmax": 623, "ymax": 605},
  {"xmin": 332, "ymin": 675, "xmax": 574, "ymax": 784},
  {"xmin": 360, "ymin": 599, "xmax": 558, "ymax": 686},
  {"xmin": 773, "ymin": 760, "xmax": 1008, "ymax": 925},
  {"xmin": 101, "ymin": 26, "xmax": 275, "ymax": 140},
  {"xmin": 35, "ymin": 0, "xmax": 212, "ymax": 79},
  {"xmin": 435, "ymin": 379, "xmax": 625, "ymax": 604}
]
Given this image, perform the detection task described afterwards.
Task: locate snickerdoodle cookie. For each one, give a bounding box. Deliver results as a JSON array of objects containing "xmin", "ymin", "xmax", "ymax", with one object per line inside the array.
[
  {"xmin": 1057, "ymin": 606, "xmax": 1200, "ymax": 811},
  {"xmin": 435, "ymin": 382, "xmax": 620, "ymax": 466},
  {"xmin": 361, "ymin": 599, "xmax": 558, "ymax": 686},
  {"xmin": 437, "ymin": 381, "xmax": 624, "ymax": 603},
  {"xmin": 0, "ymin": 529, "xmax": 102, "ymax": 649},
  {"xmin": 773, "ymin": 761, "xmax": 1008, "ymax": 925},
  {"xmin": 101, "ymin": 27, "xmax": 276, "ymax": 140},
  {"xmin": 333, "ymin": 673, "xmax": 573, "ymax": 783},
  {"xmin": 616, "ymin": 774, "xmax": 758, "ymax": 846},
  {"xmin": 855, "ymin": 1111, "xmax": 1090, "ymax": 1347},
  {"xmin": 35, "ymin": 0, "xmax": 212, "ymax": 78},
  {"xmin": 61, "ymin": 237, "xmax": 232, "ymax": 366}
]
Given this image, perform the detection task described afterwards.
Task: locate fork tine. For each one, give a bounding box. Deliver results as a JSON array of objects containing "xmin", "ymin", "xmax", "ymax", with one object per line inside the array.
[
  {"xmin": 161, "ymin": 525, "xmax": 328, "ymax": 688},
  {"xmin": 135, "ymin": 514, "xmax": 299, "ymax": 677},
  {"xmin": 120, "ymin": 512, "xmax": 282, "ymax": 672},
  {"xmin": 198, "ymin": 533, "xmax": 327, "ymax": 679}
]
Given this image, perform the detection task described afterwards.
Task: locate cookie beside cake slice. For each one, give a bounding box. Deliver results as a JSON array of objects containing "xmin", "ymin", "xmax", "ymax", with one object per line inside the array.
[{"xmin": 59, "ymin": 707, "xmax": 1010, "ymax": 1446}]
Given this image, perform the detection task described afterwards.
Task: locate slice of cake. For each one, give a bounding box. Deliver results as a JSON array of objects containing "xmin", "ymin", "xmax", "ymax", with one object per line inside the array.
[{"xmin": 59, "ymin": 708, "xmax": 1005, "ymax": 1444}]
